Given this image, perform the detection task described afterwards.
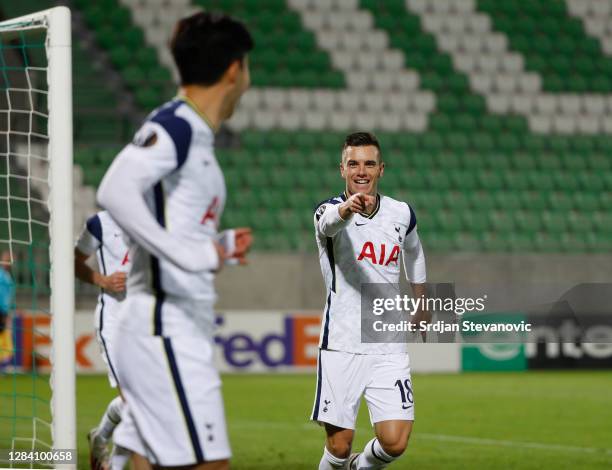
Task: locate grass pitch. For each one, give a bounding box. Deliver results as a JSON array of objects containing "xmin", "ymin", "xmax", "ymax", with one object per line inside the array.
[{"xmin": 1, "ymin": 371, "xmax": 611, "ymax": 469}]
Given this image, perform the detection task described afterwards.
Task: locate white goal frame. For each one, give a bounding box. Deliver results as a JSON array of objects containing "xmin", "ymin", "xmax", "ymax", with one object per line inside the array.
[{"xmin": 0, "ymin": 6, "xmax": 75, "ymax": 457}]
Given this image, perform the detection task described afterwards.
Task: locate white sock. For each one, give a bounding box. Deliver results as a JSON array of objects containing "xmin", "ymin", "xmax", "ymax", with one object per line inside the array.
[
  {"xmin": 354, "ymin": 438, "xmax": 396, "ymax": 469},
  {"xmin": 319, "ymin": 446, "xmax": 348, "ymax": 470},
  {"xmin": 110, "ymin": 445, "xmax": 131, "ymax": 470},
  {"xmin": 97, "ymin": 396, "xmax": 124, "ymax": 440}
]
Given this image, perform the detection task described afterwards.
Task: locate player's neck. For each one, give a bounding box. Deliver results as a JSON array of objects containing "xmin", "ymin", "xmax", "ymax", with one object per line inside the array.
[{"xmin": 178, "ymin": 86, "xmax": 223, "ymax": 132}]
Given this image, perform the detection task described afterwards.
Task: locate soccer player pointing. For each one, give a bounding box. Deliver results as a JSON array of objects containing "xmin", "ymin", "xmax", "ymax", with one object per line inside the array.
[{"xmin": 312, "ymin": 132, "xmax": 427, "ymax": 470}]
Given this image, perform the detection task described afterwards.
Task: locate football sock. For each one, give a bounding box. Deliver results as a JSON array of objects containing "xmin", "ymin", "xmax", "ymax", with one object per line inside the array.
[
  {"xmin": 98, "ymin": 396, "xmax": 124, "ymax": 440},
  {"xmin": 354, "ymin": 438, "xmax": 397, "ymax": 469},
  {"xmin": 110, "ymin": 445, "xmax": 131, "ymax": 470},
  {"xmin": 319, "ymin": 445, "xmax": 348, "ymax": 470}
]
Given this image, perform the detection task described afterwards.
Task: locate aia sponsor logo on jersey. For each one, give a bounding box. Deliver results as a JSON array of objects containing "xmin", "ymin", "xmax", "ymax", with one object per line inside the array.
[
  {"xmin": 357, "ymin": 242, "xmax": 400, "ymax": 266},
  {"xmin": 201, "ymin": 196, "xmax": 220, "ymax": 226}
]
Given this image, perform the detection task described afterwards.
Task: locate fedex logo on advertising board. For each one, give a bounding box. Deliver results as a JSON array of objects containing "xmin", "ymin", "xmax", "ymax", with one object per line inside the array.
[
  {"xmin": 214, "ymin": 313, "xmax": 321, "ymax": 371},
  {"xmin": 1, "ymin": 311, "xmax": 322, "ymax": 374}
]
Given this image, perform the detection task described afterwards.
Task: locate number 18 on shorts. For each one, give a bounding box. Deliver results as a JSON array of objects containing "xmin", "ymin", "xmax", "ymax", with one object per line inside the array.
[{"xmin": 311, "ymin": 350, "xmax": 415, "ymax": 430}]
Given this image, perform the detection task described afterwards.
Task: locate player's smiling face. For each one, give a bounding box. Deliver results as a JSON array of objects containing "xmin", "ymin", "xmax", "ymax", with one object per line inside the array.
[{"xmin": 340, "ymin": 145, "xmax": 384, "ymax": 197}]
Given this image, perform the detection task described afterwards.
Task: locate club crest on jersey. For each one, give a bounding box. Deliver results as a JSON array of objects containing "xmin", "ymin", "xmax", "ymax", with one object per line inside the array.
[
  {"xmin": 357, "ymin": 242, "xmax": 400, "ymax": 266},
  {"xmin": 315, "ymin": 204, "xmax": 327, "ymax": 221}
]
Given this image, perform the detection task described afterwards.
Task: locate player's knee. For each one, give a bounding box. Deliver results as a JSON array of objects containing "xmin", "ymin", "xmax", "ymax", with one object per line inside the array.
[
  {"xmin": 379, "ymin": 433, "xmax": 410, "ymax": 457},
  {"xmin": 326, "ymin": 439, "xmax": 352, "ymax": 458},
  {"xmin": 380, "ymin": 439, "xmax": 407, "ymax": 457}
]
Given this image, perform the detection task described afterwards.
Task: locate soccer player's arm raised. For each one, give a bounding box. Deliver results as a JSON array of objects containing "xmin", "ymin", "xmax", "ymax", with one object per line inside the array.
[
  {"xmin": 97, "ymin": 122, "xmax": 223, "ymax": 272},
  {"xmin": 315, "ymin": 193, "xmax": 376, "ymax": 237},
  {"xmin": 74, "ymin": 215, "xmax": 126, "ymax": 292},
  {"xmin": 402, "ymin": 205, "xmax": 430, "ymax": 339}
]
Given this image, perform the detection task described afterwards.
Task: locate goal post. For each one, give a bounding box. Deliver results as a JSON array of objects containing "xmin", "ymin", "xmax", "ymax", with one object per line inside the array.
[{"xmin": 0, "ymin": 5, "xmax": 75, "ymax": 459}]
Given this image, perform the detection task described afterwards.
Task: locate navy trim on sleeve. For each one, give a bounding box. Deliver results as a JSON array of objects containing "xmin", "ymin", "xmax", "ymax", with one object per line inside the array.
[
  {"xmin": 407, "ymin": 205, "xmax": 417, "ymax": 234},
  {"xmin": 150, "ymin": 101, "xmax": 192, "ymax": 170},
  {"xmin": 86, "ymin": 214, "xmax": 103, "ymax": 243}
]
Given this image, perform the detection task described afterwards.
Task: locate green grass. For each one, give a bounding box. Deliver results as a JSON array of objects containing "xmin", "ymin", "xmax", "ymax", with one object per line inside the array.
[{"xmin": 1, "ymin": 372, "xmax": 612, "ymax": 468}]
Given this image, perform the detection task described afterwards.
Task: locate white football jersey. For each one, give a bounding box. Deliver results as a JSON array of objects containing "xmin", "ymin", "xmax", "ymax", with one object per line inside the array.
[
  {"xmin": 97, "ymin": 98, "xmax": 226, "ymax": 337},
  {"xmin": 314, "ymin": 192, "xmax": 426, "ymax": 354},
  {"xmin": 75, "ymin": 210, "xmax": 131, "ymax": 309}
]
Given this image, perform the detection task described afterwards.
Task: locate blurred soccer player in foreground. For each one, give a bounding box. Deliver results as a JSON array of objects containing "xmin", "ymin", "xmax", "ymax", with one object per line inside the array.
[
  {"xmin": 75, "ymin": 211, "xmax": 131, "ymax": 470},
  {"xmin": 97, "ymin": 11, "xmax": 253, "ymax": 470},
  {"xmin": 312, "ymin": 132, "xmax": 429, "ymax": 470}
]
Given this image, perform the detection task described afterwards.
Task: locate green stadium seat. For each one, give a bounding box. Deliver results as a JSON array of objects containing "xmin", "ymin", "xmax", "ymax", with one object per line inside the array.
[
  {"xmin": 477, "ymin": 170, "xmax": 504, "ymax": 190},
  {"xmin": 503, "ymin": 172, "xmax": 531, "ymax": 191},
  {"xmin": 453, "ymin": 232, "xmax": 482, "ymax": 251},
  {"xmin": 561, "ymin": 153, "xmax": 588, "ymax": 171},
  {"xmin": 506, "ymin": 232, "xmax": 535, "ymax": 252},
  {"xmin": 443, "ymin": 191, "xmax": 469, "ymax": 211},
  {"xmin": 509, "ymin": 152, "xmax": 537, "ymax": 170},
  {"xmin": 599, "ymin": 193, "xmax": 612, "ymax": 210},
  {"xmin": 585, "ymin": 232, "xmax": 612, "ymax": 252},
  {"xmin": 410, "ymin": 153, "xmax": 437, "ymax": 169},
  {"xmin": 538, "ymin": 154, "xmax": 562, "ymax": 171},
  {"xmin": 568, "ymin": 213, "xmax": 593, "ymax": 233},
  {"xmin": 482, "ymin": 233, "xmax": 509, "ymax": 252},
  {"xmin": 471, "ymin": 134, "xmax": 496, "ymax": 152},
  {"xmin": 578, "ymin": 172, "xmax": 605, "ymax": 192},
  {"xmin": 560, "ymin": 233, "xmax": 587, "ymax": 252},
  {"xmin": 542, "ymin": 212, "xmax": 568, "ymax": 233},
  {"xmin": 547, "ymin": 192, "xmax": 572, "ymax": 211},
  {"xmin": 552, "ymin": 171, "xmax": 580, "ymax": 191},
  {"xmin": 424, "ymin": 233, "xmax": 454, "ymax": 252},
  {"xmin": 462, "ymin": 212, "xmax": 489, "ymax": 232},
  {"xmin": 425, "ymin": 171, "xmax": 451, "ymax": 191},
  {"xmin": 527, "ymin": 172, "xmax": 554, "ymax": 191},
  {"xmin": 534, "ymin": 233, "xmax": 562, "ymax": 252},
  {"xmin": 468, "ymin": 191, "xmax": 495, "ymax": 210},
  {"xmin": 519, "ymin": 191, "xmax": 547, "ymax": 211},
  {"xmin": 515, "ymin": 211, "xmax": 542, "ymax": 232},
  {"xmin": 489, "ymin": 212, "xmax": 515, "ymax": 232},
  {"xmin": 433, "ymin": 153, "xmax": 461, "ymax": 170},
  {"xmin": 572, "ymin": 193, "xmax": 599, "ymax": 212},
  {"xmin": 588, "ymin": 155, "xmax": 610, "ymax": 171},
  {"xmin": 494, "ymin": 192, "xmax": 521, "ymax": 210}
]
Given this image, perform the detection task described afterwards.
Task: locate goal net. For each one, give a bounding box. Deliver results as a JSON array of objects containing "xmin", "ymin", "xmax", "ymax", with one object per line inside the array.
[{"xmin": 0, "ymin": 6, "xmax": 75, "ymax": 464}]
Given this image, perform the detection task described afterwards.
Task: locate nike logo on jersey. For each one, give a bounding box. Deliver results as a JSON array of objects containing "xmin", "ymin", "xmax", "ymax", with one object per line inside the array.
[
  {"xmin": 402, "ymin": 404, "xmax": 413, "ymax": 410},
  {"xmin": 355, "ymin": 222, "xmax": 367, "ymax": 226}
]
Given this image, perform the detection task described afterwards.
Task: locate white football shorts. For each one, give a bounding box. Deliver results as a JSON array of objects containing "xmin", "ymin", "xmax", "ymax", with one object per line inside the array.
[
  {"xmin": 310, "ymin": 349, "xmax": 414, "ymax": 429},
  {"xmin": 111, "ymin": 294, "xmax": 231, "ymax": 466},
  {"xmin": 93, "ymin": 297, "xmax": 121, "ymax": 388}
]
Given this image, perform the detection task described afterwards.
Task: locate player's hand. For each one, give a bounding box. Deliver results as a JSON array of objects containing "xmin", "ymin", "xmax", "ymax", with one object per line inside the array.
[
  {"xmin": 101, "ymin": 271, "xmax": 127, "ymax": 292},
  {"xmin": 233, "ymin": 227, "xmax": 253, "ymax": 265},
  {"xmin": 213, "ymin": 241, "xmax": 227, "ymax": 272},
  {"xmin": 339, "ymin": 193, "xmax": 377, "ymax": 219}
]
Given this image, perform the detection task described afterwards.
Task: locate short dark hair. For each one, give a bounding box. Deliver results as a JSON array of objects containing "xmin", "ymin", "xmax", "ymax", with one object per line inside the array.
[
  {"xmin": 170, "ymin": 11, "xmax": 254, "ymax": 86},
  {"xmin": 343, "ymin": 131, "xmax": 382, "ymax": 162}
]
